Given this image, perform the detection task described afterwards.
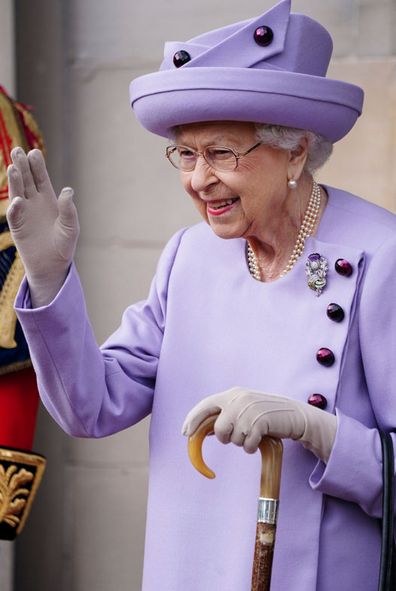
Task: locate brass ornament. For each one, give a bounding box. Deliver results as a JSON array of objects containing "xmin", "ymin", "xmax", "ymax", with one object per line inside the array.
[
  {"xmin": 0, "ymin": 465, "xmax": 33, "ymax": 527},
  {"xmin": 0, "ymin": 448, "xmax": 46, "ymax": 539}
]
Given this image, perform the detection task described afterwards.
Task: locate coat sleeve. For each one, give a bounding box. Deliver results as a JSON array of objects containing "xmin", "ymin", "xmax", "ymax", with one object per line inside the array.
[
  {"xmin": 14, "ymin": 228, "xmax": 187, "ymax": 438},
  {"xmin": 308, "ymin": 233, "xmax": 396, "ymax": 519}
]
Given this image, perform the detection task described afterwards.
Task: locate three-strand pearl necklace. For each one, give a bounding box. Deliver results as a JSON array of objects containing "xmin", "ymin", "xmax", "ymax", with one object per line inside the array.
[{"xmin": 247, "ymin": 181, "xmax": 322, "ymax": 281}]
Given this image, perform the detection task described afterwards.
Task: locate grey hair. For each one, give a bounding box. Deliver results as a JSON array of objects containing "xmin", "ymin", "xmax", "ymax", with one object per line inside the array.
[{"xmin": 254, "ymin": 123, "xmax": 333, "ymax": 174}]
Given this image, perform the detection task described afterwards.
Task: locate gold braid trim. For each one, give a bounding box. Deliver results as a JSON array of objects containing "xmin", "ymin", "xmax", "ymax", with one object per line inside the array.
[
  {"xmin": 0, "ymin": 200, "xmax": 7, "ymax": 219},
  {"xmin": 0, "ymin": 359, "xmax": 31, "ymax": 376},
  {"xmin": 0, "ymin": 251, "xmax": 24, "ymax": 348},
  {"xmin": 0, "ymin": 230, "xmax": 13, "ymax": 251}
]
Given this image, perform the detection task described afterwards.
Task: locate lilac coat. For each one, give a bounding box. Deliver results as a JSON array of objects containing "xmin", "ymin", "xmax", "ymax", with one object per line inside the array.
[{"xmin": 15, "ymin": 186, "xmax": 396, "ymax": 591}]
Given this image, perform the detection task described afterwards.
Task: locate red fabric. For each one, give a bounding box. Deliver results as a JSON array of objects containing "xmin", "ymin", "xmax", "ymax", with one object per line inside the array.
[{"xmin": 0, "ymin": 368, "xmax": 39, "ymax": 449}]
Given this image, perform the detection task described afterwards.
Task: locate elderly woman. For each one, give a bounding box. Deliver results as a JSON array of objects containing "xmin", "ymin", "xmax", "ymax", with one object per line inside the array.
[{"xmin": 5, "ymin": 1, "xmax": 396, "ymax": 590}]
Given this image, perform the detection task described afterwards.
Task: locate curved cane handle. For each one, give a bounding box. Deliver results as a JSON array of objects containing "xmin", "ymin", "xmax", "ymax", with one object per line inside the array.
[
  {"xmin": 188, "ymin": 412, "xmax": 283, "ymax": 494},
  {"xmin": 187, "ymin": 413, "xmax": 219, "ymax": 479}
]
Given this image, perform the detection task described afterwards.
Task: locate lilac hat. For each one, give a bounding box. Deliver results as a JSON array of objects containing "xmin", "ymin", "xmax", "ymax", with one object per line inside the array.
[{"xmin": 129, "ymin": 0, "xmax": 364, "ymax": 142}]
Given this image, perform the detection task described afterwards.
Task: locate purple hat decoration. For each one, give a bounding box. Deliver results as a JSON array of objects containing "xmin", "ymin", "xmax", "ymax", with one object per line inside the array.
[{"xmin": 130, "ymin": 0, "xmax": 364, "ymax": 141}]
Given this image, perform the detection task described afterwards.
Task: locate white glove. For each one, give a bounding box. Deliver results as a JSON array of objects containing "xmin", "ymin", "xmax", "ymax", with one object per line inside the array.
[
  {"xmin": 6, "ymin": 147, "xmax": 79, "ymax": 308},
  {"xmin": 182, "ymin": 387, "xmax": 337, "ymax": 463}
]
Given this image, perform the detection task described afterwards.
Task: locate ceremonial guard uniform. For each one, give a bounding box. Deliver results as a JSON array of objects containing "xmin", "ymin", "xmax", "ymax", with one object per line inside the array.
[{"xmin": 0, "ymin": 87, "xmax": 46, "ymax": 540}]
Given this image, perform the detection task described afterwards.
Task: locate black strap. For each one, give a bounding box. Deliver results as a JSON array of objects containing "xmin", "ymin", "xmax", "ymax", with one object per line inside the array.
[{"xmin": 378, "ymin": 431, "xmax": 396, "ymax": 591}]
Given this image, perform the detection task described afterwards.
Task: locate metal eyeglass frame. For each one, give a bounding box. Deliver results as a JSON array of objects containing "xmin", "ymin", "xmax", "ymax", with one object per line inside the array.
[{"xmin": 165, "ymin": 141, "xmax": 263, "ymax": 172}]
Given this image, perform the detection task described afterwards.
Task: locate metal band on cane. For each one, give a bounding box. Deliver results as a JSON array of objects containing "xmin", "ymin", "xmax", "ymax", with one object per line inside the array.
[{"xmin": 257, "ymin": 498, "xmax": 278, "ymax": 525}]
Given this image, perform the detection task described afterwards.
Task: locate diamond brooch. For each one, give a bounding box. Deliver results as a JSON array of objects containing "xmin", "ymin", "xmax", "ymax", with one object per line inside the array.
[{"xmin": 306, "ymin": 253, "xmax": 328, "ymax": 296}]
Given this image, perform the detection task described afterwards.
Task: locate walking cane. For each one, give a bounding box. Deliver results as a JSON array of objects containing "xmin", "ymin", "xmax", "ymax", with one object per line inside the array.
[{"xmin": 188, "ymin": 413, "xmax": 283, "ymax": 591}]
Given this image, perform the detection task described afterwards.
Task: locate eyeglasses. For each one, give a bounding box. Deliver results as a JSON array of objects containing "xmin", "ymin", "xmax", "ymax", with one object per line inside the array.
[{"xmin": 165, "ymin": 141, "xmax": 263, "ymax": 172}]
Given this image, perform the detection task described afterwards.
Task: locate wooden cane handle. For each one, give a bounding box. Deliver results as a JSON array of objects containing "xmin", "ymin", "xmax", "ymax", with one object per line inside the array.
[
  {"xmin": 258, "ymin": 437, "xmax": 283, "ymax": 499},
  {"xmin": 188, "ymin": 413, "xmax": 283, "ymax": 495}
]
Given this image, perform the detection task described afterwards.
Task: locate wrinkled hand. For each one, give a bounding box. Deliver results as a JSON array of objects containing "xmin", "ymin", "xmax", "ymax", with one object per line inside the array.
[
  {"xmin": 6, "ymin": 147, "xmax": 79, "ymax": 307},
  {"xmin": 182, "ymin": 387, "xmax": 337, "ymax": 463}
]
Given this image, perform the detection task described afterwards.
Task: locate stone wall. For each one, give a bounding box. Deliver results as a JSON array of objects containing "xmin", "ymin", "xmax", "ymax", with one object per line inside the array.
[{"xmin": 14, "ymin": 1, "xmax": 396, "ymax": 590}]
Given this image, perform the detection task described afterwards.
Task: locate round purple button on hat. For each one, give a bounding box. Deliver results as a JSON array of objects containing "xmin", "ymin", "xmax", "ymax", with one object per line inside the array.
[
  {"xmin": 316, "ymin": 347, "xmax": 335, "ymax": 367},
  {"xmin": 307, "ymin": 393, "xmax": 328, "ymax": 410},
  {"xmin": 327, "ymin": 303, "xmax": 345, "ymax": 323},
  {"xmin": 335, "ymin": 259, "xmax": 353, "ymax": 277},
  {"xmin": 173, "ymin": 50, "xmax": 191, "ymax": 68},
  {"xmin": 254, "ymin": 26, "xmax": 274, "ymax": 47}
]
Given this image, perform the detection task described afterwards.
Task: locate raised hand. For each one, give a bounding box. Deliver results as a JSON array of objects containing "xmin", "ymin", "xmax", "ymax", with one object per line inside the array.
[
  {"xmin": 6, "ymin": 147, "xmax": 79, "ymax": 307},
  {"xmin": 182, "ymin": 387, "xmax": 337, "ymax": 463}
]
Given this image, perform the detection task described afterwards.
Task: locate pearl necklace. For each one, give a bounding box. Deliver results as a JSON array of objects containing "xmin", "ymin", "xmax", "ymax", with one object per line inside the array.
[{"xmin": 247, "ymin": 181, "xmax": 322, "ymax": 281}]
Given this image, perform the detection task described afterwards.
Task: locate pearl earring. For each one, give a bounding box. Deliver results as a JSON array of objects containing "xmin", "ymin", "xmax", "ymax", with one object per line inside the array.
[{"xmin": 288, "ymin": 179, "xmax": 298, "ymax": 189}]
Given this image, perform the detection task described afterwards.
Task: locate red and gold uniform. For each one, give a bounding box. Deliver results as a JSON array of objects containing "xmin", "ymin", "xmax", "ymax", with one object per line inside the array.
[{"xmin": 0, "ymin": 87, "xmax": 46, "ymax": 540}]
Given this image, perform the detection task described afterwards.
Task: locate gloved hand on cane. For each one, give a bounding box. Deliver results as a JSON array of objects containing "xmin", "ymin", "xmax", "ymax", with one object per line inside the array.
[
  {"xmin": 182, "ymin": 387, "xmax": 337, "ymax": 463},
  {"xmin": 6, "ymin": 147, "xmax": 79, "ymax": 308}
]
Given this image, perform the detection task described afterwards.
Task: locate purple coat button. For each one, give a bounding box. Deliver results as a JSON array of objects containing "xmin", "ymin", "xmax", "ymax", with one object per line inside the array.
[
  {"xmin": 254, "ymin": 26, "xmax": 274, "ymax": 47},
  {"xmin": 307, "ymin": 393, "xmax": 328, "ymax": 410},
  {"xmin": 335, "ymin": 258, "xmax": 353, "ymax": 277},
  {"xmin": 316, "ymin": 347, "xmax": 335, "ymax": 367},
  {"xmin": 173, "ymin": 50, "xmax": 191, "ymax": 68},
  {"xmin": 327, "ymin": 303, "xmax": 345, "ymax": 323}
]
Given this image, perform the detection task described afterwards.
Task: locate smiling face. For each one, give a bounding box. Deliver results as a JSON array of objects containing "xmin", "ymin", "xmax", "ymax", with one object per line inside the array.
[{"xmin": 175, "ymin": 121, "xmax": 294, "ymax": 243}]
